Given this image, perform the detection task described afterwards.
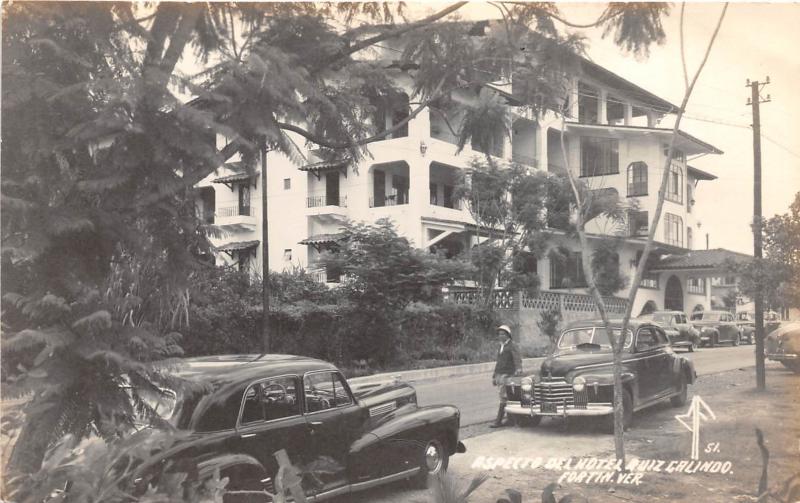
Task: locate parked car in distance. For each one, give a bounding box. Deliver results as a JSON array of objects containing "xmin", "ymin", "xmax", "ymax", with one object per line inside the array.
[
  {"xmin": 504, "ymin": 319, "xmax": 696, "ymax": 431},
  {"xmin": 736, "ymin": 310, "xmax": 781, "ymax": 344},
  {"xmin": 638, "ymin": 310, "xmax": 701, "ymax": 352},
  {"xmin": 132, "ymin": 354, "xmax": 465, "ymax": 501},
  {"xmin": 690, "ymin": 310, "xmax": 740, "ymax": 347},
  {"xmin": 766, "ymin": 322, "xmax": 800, "ymax": 373}
]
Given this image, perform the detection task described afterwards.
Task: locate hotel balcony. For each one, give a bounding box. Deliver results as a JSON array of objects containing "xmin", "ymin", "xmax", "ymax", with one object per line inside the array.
[
  {"xmin": 306, "ymin": 195, "xmax": 348, "ymax": 223},
  {"xmin": 215, "ymin": 204, "xmax": 257, "ymax": 231}
]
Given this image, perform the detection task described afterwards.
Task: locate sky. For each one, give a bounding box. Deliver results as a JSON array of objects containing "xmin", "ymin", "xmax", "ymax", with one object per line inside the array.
[{"xmin": 451, "ymin": 1, "xmax": 800, "ymax": 254}]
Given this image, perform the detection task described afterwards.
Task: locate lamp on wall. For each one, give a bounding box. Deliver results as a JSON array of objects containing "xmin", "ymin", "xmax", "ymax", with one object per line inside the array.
[{"xmin": 419, "ymin": 141, "xmax": 428, "ymax": 156}]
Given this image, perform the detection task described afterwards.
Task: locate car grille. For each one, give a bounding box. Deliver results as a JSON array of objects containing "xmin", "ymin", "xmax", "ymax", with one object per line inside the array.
[{"xmin": 533, "ymin": 377, "xmax": 587, "ymax": 410}]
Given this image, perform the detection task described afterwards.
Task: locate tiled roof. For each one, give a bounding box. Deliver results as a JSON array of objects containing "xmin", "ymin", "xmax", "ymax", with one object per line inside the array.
[
  {"xmin": 298, "ymin": 159, "xmax": 349, "ymax": 172},
  {"xmin": 212, "ymin": 172, "xmax": 255, "ymax": 184},
  {"xmin": 215, "ymin": 240, "xmax": 260, "ymax": 252},
  {"xmin": 651, "ymin": 248, "xmax": 752, "ymax": 271},
  {"xmin": 299, "ymin": 233, "xmax": 344, "ymax": 245}
]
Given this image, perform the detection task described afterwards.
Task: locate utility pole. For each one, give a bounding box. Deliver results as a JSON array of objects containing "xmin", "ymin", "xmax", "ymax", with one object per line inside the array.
[
  {"xmin": 746, "ymin": 77, "xmax": 770, "ymax": 391},
  {"xmin": 260, "ymin": 147, "xmax": 270, "ymax": 353}
]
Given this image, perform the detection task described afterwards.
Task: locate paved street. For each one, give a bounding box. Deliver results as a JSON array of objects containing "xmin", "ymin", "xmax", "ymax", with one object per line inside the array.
[{"xmin": 410, "ymin": 345, "xmax": 758, "ymax": 427}]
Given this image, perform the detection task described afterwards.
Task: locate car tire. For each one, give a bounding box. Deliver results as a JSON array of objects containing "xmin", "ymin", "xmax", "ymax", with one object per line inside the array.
[
  {"xmin": 512, "ymin": 414, "xmax": 542, "ymax": 427},
  {"xmin": 709, "ymin": 334, "xmax": 717, "ymax": 348},
  {"xmin": 670, "ymin": 373, "xmax": 688, "ymax": 407},
  {"xmin": 411, "ymin": 437, "xmax": 449, "ymax": 489}
]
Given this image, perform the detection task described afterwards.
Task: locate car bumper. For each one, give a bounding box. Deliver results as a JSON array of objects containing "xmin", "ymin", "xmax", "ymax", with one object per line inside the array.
[
  {"xmin": 505, "ymin": 401, "xmax": 613, "ymax": 418},
  {"xmin": 767, "ymin": 352, "xmax": 799, "ymax": 362}
]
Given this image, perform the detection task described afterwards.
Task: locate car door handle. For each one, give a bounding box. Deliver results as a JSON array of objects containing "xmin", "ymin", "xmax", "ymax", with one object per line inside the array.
[
  {"xmin": 240, "ymin": 433, "xmax": 256, "ymax": 439},
  {"xmin": 309, "ymin": 421, "xmax": 323, "ymax": 427}
]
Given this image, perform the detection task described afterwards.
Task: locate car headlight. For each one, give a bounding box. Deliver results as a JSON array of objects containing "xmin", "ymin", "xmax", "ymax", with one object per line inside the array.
[
  {"xmin": 521, "ymin": 377, "xmax": 533, "ymax": 393},
  {"xmin": 573, "ymin": 376, "xmax": 586, "ymax": 392}
]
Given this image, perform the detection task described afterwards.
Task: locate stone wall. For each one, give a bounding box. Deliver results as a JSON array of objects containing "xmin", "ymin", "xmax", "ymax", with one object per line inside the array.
[{"xmin": 449, "ymin": 289, "xmax": 629, "ymax": 354}]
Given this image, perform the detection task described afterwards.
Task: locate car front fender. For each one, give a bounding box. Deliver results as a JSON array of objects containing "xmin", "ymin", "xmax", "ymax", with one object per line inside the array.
[{"xmin": 353, "ymin": 405, "xmax": 461, "ymax": 455}]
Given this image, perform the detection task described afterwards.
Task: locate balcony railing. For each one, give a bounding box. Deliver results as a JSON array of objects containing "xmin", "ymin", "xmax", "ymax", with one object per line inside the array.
[
  {"xmin": 448, "ymin": 288, "xmax": 629, "ymax": 314},
  {"xmin": 369, "ymin": 194, "xmax": 408, "ymax": 208},
  {"xmin": 307, "ymin": 195, "xmax": 347, "ymax": 208},
  {"xmin": 217, "ymin": 205, "xmax": 254, "ymax": 218}
]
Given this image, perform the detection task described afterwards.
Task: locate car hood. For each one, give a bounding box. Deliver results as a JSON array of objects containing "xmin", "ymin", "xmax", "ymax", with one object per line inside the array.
[{"xmin": 540, "ymin": 351, "xmax": 616, "ymax": 377}]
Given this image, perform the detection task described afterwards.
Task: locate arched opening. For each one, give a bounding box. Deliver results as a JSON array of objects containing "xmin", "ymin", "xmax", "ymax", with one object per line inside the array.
[
  {"xmin": 664, "ymin": 275, "xmax": 684, "ymax": 311},
  {"xmin": 640, "ymin": 300, "xmax": 658, "ymax": 316},
  {"xmin": 692, "ymin": 304, "xmax": 705, "ymax": 313},
  {"xmin": 369, "ymin": 161, "xmax": 409, "ymax": 207}
]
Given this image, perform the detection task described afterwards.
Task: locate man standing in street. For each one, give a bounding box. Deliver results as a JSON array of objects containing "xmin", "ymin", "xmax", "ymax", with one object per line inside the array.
[{"xmin": 490, "ymin": 324, "xmax": 522, "ymax": 428}]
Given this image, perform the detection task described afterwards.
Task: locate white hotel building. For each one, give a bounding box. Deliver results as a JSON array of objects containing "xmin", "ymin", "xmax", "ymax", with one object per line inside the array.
[{"xmin": 194, "ymin": 28, "xmax": 726, "ymax": 318}]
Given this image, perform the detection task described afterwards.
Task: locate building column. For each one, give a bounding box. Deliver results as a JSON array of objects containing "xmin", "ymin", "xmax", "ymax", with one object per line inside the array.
[
  {"xmin": 598, "ymin": 89, "xmax": 608, "ymax": 125},
  {"xmin": 705, "ymin": 277, "xmax": 712, "ymax": 309},
  {"xmin": 568, "ymin": 77, "xmax": 579, "ymax": 120},
  {"xmin": 624, "ymin": 103, "xmax": 633, "ymax": 126},
  {"xmin": 647, "ymin": 111, "xmax": 657, "ymax": 128},
  {"xmin": 409, "ymin": 107, "xmax": 430, "ymax": 139}
]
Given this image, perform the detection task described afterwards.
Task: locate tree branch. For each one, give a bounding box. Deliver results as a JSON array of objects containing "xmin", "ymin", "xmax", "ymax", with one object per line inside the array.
[
  {"xmin": 317, "ymin": 2, "xmax": 468, "ymax": 72},
  {"xmin": 278, "ymin": 78, "xmax": 448, "ymax": 150}
]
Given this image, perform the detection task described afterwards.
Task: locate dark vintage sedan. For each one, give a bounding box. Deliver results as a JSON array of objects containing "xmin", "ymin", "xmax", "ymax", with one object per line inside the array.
[
  {"xmin": 504, "ymin": 319, "xmax": 696, "ymax": 430},
  {"xmin": 766, "ymin": 322, "xmax": 800, "ymax": 373},
  {"xmin": 132, "ymin": 354, "xmax": 465, "ymax": 501},
  {"xmin": 638, "ymin": 310, "xmax": 701, "ymax": 351},
  {"xmin": 690, "ymin": 310, "xmax": 740, "ymax": 347},
  {"xmin": 736, "ymin": 311, "xmax": 781, "ymax": 344}
]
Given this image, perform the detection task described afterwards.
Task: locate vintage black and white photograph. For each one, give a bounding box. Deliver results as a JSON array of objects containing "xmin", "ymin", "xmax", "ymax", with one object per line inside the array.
[{"xmin": 2, "ymin": 1, "xmax": 799, "ymax": 502}]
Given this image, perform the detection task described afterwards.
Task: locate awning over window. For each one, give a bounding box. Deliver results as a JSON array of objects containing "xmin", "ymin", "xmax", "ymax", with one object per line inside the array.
[
  {"xmin": 212, "ymin": 172, "xmax": 253, "ymax": 184},
  {"xmin": 687, "ymin": 165, "xmax": 718, "ymax": 181},
  {"xmin": 215, "ymin": 240, "xmax": 260, "ymax": 252},
  {"xmin": 298, "ymin": 159, "xmax": 350, "ymax": 179},
  {"xmin": 299, "ymin": 233, "xmax": 344, "ymax": 246}
]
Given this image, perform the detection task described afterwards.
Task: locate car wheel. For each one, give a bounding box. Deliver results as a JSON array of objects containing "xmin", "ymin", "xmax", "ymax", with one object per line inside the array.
[
  {"xmin": 512, "ymin": 414, "xmax": 542, "ymax": 427},
  {"xmin": 709, "ymin": 334, "xmax": 717, "ymax": 348},
  {"xmin": 411, "ymin": 438, "xmax": 449, "ymax": 489},
  {"xmin": 670, "ymin": 373, "xmax": 688, "ymax": 407}
]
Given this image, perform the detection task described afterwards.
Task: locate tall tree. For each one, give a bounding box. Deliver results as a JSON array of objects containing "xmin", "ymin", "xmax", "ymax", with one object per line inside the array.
[
  {"xmin": 556, "ymin": 3, "xmax": 730, "ymax": 463},
  {"xmin": 2, "ymin": 1, "xmax": 698, "ymax": 473}
]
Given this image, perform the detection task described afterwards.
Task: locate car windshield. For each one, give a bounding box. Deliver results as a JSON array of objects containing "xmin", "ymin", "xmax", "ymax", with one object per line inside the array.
[
  {"xmin": 641, "ymin": 313, "xmax": 672, "ymax": 324},
  {"xmin": 692, "ymin": 312, "xmax": 720, "ymax": 321},
  {"xmin": 125, "ymin": 384, "xmax": 179, "ymax": 429},
  {"xmin": 557, "ymin": 327, "xmax": 632, "ymax": 352},
  {"xmin": 737, "ymin": 312, "xmax": 753, "ymax": 321}
]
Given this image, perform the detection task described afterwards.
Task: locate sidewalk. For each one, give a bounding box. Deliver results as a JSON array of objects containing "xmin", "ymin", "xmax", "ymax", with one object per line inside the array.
[{"xmin": 349, "ymin": 357, "xmax": 545, "ymax": 386}]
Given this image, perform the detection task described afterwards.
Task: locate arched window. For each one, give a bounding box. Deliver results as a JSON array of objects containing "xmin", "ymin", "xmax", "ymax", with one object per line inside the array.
[
  {"xmin": 627, "ymin": 162, "xmax": 648, "ymax": 196},
  {"xmin": 665, "ymin": 213, "xmax": 684, "ymax": 247},
  {"xmin": 666, "ymin": 162, "xmax": 683, "ymax": 203}
]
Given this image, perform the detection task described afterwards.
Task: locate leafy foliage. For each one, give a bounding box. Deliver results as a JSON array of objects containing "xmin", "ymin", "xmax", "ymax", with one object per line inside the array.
[
  {"xmin": 455, "ymin": 160, "xmax": 573, "ymax": 303},
  {"xmin": 5, "ymin": 430, "xmax": 227, "ymax": 503},
  {"xmin": 727, "ymin": 192, "xmax": 800, "ymax": 312},
  {"xmin": 601, "ymin": 3, "xmax": 670, "ymax": 56},
  {"xmin": 591, "ymin": 240, "xmax": 629, "ymax": 296}
]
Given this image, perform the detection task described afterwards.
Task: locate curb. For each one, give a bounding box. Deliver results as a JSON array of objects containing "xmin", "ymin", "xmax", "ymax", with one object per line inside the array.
[{"xmin": 349, "ymin": 357, "xmax": 544, "ymax": 386}]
